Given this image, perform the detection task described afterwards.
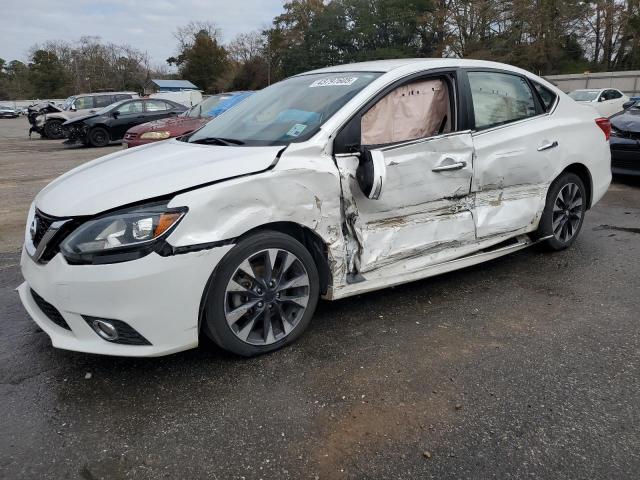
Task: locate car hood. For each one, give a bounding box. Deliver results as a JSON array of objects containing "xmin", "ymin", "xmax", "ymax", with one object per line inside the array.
[
  {"xmin": 610, "ymin": 108, "xmax": 640, "ymax": 133},
  {"xmin": 127, "ymin": 116, "xmax": 209, "ymax": 135},
  {"xmin": 36, "ymin": 139, "xmax": 283, "ymax": 217},
  {"xmin": 62, "ymin": 113, "xmax": 99, "ymax": 125}
]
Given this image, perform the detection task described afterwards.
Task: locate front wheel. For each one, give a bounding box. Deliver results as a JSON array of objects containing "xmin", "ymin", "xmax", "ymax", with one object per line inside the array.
[
  {"xmin": 533, "ymin": 172, "xmax": 587, "ymax": 250},
  {"xmin": 203, "ymin": 231, "xmax": 320, "ymax": 356},
  {"xmin": 88, "ymin": 127, "xmax": 110, "ymax": 147},
  {"xmin": 43, "ymin": 119, "xmax": 64, "ymax": 139}
]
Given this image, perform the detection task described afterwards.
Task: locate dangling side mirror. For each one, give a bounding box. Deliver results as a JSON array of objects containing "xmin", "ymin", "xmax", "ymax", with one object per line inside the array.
[
  {"xmin": 356, "ymin": 148, "xmax": 386, "ymax": 200},
  {"xmin": 622, "ymin": 100, "xmax": 635, "ymax": 110}
]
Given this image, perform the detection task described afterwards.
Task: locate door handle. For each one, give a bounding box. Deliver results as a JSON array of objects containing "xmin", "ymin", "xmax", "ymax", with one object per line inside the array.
[
  {"xmin": 432, "ymin": 159, "xmax": 467, "ymax": 172},
  {"xmin": 537, "ymin": 141, "xmax": 558, "ymax": 151}
]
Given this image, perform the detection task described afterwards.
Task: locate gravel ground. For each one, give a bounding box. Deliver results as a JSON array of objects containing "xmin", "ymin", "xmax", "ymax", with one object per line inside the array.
[{"xmin": 1, "ymin": 116, "xmax": 639, "ymax": 479}]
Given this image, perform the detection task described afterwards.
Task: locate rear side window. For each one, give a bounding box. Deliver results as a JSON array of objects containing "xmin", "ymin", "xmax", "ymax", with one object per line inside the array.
[
  {"xmin": 145, "ymin": 100, "xmax": 170, "ymax": 111},
  {"xmin": 94, "ymin": 95, "xmax": 114, "ymax": 108},
  {"xmin": 468, "ymin": 71, "xmax": 537, "ymax": 130},
  {"xmin": 533, "ymin": 83, "xmax": 557, "ymax": 112}
]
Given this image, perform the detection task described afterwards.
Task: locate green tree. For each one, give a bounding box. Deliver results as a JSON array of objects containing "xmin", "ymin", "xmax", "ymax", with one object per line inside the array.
[
  {"xmin": 167, "ymin": 23, "xmax": 229, "ymax": 93},
  {"xmin": 29, "ymin": 50, "xmax": 68, "ymax": 97}
]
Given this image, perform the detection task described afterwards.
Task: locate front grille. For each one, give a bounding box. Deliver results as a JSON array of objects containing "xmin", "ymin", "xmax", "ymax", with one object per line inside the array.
[
  {"xmin": 30, "ymin": 289, "xmax": 71, "ymax": 330},
  {"xmin": 31, "ymin": 211, "xmax": 54, "ymax": 248},
  {"xmin": 30, "ymin": 210, "xmax": 78, "ymax": 263},
  {"xmin": 83, "ymin": 316, "xmax": 152, "ymax": 345}
]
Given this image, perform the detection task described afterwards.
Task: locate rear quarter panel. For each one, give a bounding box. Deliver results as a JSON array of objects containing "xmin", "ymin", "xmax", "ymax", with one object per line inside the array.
[{"xmin": 550, "ymin": 97, "xmax": 611, "ymax": 207}]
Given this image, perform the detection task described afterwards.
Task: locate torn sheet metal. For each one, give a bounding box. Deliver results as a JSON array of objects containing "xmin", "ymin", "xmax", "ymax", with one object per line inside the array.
[
  {"xmin": 334, "ymin": 132, "xmax": 475, "ymax": 275},
  {"xmin": 474, "ymin": 183, "xmax": 548, "ymax": 238},
  {"xmin": 168, "ymin": 144, "xmax": 350, "ymax": 295}
]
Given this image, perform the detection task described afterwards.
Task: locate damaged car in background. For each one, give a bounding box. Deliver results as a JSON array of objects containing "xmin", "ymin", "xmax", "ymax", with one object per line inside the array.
[
  {"xmin": 28, "ymin": 92, "xmax": 138, "ymax": 139},
  {"xmin": 123, "ymin": 91, "xmax": 252, "ymax": 148},
  {"xmin": 609, "ymin": 99, "xmax": 640, "ymax": 175},
  {"xmin": 18, "ymin": 59, "xmax": 611, "ymax": 358},
  {"xmin": 62, "ymin": 98, "xmax": 187, "ymax": 147}
]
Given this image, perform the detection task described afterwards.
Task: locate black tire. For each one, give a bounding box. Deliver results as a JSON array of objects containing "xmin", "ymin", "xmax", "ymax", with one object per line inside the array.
[
  {"xmin": 203, "ymin": 231, "xmax": 320, "ymax": 357},
  {"xmin": 43, "ymin": 119, "xmax": 64, "ymax": 139},
  {"xmin": 533, "ymin": 172, "xmax": 587, "ymax": 251},
  {"xmin": 88, "ymin": 127, "xmax": 110, "ymax": 147}
]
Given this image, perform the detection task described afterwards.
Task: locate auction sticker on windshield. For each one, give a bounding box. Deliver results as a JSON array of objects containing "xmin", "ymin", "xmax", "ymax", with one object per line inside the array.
[
  {"xmin": 310, "ymin": 77, "xmax": 358, "ymax": 87},
  {"xmin": 286, "ymin": 123, "xmax": 307, "ymax": 137}
]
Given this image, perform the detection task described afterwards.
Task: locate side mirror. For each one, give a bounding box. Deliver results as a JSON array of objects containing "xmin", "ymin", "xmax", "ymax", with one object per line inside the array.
[
  {"xmin": 112, "ymin": 111, "xmax": 120, "ymax": 118},
  {"xmin": 70, "ymin": 104, "xmax": 76, "ymax": 111},
  {"xmin": 622, "ymin": 101, "xmax": 635, "ymax": 110},
  {"xmin": 598, "ymin": 97, "xmax": 605, "ymax": 102},
  {"xmin": 356, "ymin": 149, "xmax": 386, "ymax": 200}
]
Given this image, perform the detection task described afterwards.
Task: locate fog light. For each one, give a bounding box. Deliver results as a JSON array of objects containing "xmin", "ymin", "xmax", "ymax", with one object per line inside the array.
[{"xmin": 91, "ymin": 319, "xmax": 119, "ymax": 341}]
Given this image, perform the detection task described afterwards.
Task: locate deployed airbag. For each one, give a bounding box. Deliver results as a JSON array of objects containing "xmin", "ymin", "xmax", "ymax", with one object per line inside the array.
[{"xmin": 361, "ymin": 78, "xmax": 450, "ymax": 145}]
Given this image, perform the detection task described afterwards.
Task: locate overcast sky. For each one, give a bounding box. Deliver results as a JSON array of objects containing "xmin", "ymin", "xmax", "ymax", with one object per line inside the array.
[{"xmin": 1, "ymin": 0, "xmax": 285, "ymax": 67}]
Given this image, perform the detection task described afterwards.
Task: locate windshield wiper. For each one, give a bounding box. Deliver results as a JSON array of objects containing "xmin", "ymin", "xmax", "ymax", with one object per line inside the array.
[{"xmin": 190, "ymin": 136, "xmax": 245, "ymax": 146}]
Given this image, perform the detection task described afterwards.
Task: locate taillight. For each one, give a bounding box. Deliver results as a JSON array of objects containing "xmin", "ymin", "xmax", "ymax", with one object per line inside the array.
[{"xmin": 595, "ymin": 117, "xmax": 611, "ymax": 141}]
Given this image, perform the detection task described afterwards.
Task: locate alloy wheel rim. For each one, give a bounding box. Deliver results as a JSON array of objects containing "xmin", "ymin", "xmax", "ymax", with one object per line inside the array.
[
  {"xmin": 95, "ymin": 134, "xmax": 105, "ymax": 143},
  {"xmin": 49, "ymin": 122, "xmax": 61, "ymax": 135},
  {"xmin": 224, "ymin": 248, "xmax": 310, "ymax": 346},
  {"xmin": 552, "ymin": 182, "xmax": 583, "ymax": 243}
]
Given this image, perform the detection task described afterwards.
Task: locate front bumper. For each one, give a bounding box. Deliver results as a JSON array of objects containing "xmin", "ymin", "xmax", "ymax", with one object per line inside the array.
[
  {"xmin": 19, "ymin": 244, "xmax": 232, "ymax": 356},
  {"xmin": 62, "ymin": 123, "xmax": 89, "ymax": 143}
]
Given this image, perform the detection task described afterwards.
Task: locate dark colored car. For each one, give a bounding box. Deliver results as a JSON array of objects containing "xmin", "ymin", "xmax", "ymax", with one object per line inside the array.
[
  {"xmin": 610, "ymin": 101, "xmax": 640, "ymax": 175},
  {"xmin": 62, "ymin": 98, "xmax": 187, "ymax": 147},
  {"xmin": 123, "ymin": 91, "xmax": 253, "ymax": 148}
]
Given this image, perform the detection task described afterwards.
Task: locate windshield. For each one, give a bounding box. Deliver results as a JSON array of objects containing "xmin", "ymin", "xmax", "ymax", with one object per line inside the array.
[
  {"xmin": 188, "ymin": 72, "xmax": 381, "ymax": 146},
  {"xmin": 62, "ymin": 96, "xmax": 75, "ymax": 111},
  {"xmin": 186, "ymin": 94, "xmax": 228, "ymax": 118},
  {"xmin": 569, "ymin": 90, "xmax": 599, "ymax": 102}
]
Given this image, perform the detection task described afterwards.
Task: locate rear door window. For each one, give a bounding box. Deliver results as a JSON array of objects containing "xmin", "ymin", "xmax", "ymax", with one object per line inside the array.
[
  {"xmin": 468, "ymin": 71, "xmax": 537, "ymax": 129},
  {"xmin": 94, "ymin": 95, "xmax": 114, "ymax": 108},
  {"xmin": 609, "ymin": 89, "xmax": 623, "ymax": 99},
  {"xmin": 145, "ymin": 100, "xmax": 170, "ymax": 112}
]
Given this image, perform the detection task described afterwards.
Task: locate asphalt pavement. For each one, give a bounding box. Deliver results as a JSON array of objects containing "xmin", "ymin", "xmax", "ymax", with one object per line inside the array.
[{"xmin": 1, "ymin": 117, "xmax": 639, "ymax": 479}]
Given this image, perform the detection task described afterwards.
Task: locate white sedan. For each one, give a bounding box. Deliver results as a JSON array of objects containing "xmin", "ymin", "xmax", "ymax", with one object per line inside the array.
[
  {"xmin": 568, "ymin": 88, "xmax": 629, "ymax": 117},
  {"xmin": 19, "ymin": 59, "xmax": 611, "ymax": 357}
]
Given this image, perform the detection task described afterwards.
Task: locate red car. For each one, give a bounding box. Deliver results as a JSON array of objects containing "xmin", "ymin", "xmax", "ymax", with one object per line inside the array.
[{"xmin": 123, "ymin": 92, "xmax": 252, "ymax": 148}]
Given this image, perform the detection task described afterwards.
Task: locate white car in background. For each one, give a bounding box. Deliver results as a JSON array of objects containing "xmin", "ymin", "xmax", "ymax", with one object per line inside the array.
[
  {"xmin": 568, "ymin": 88, "xmax": 629, "ymax": 117},
  {"xmin": 19, "ymin": 59, "xmax": 612, "ymax": 358}
]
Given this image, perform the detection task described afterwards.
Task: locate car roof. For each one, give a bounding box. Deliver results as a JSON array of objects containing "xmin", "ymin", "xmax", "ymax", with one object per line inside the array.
[
  {"xmin": 72, "ymin": 91, "xmax": 138, "ymax": 98},
  {"xmin": 301, "ymin": 58, "xmax": 537, "ymax": 75}
]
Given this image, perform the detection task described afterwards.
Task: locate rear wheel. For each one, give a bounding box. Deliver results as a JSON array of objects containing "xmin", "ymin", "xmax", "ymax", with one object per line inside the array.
[
  {"xmin": 203, "ymin": 231, "xmax": 320, "ymax": 357},
  {"xmin": 88, "ymin": 127, "xmax": 109, "ymax": 147},
  {"xmin": 43, "ymin": 119, "xmax": 64, "ymax": 139},
  {"xmin": 534, "ymin": 172, "xmax": 587, "ymax": 250}
]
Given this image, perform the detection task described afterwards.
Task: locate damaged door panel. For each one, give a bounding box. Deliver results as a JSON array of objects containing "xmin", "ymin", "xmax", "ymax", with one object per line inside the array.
[
  {"xmin": 467, "ymin": 70, "xmax": 557, "ymax": 238},
  {"xmin": 335, "ymin": 132, "xmax": 476, "ymax": 276}
]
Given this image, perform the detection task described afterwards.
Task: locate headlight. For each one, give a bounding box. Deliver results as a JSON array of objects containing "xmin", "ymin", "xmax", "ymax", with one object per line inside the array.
[
  {"xmin": 60, "ymin": 202, "xmax": 186, "ymax": 264},
  {"xmin": 140, "ymin": 131, "xmax": 171, "ymax": 140}
]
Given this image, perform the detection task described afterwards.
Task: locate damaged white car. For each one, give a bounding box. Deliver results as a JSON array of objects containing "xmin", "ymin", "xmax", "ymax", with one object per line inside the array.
[{"xmin": 19, "ymin": 59, "xmax": 612, "ymax": 357}]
